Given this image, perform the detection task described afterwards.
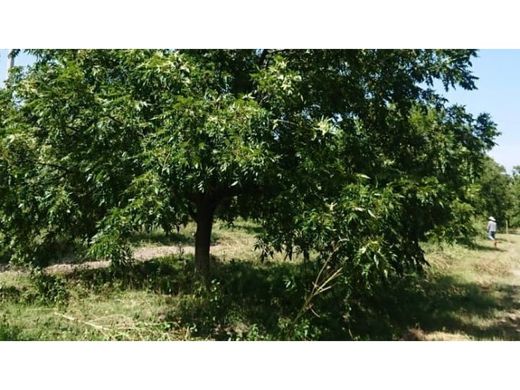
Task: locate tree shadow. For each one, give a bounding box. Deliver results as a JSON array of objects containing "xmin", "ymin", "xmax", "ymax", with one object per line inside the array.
[
  {"xmin": 59, "ymin": 255, "xmax": 520, "ymax": 340},
  {"xmin": 356, "ymin": 275, "xmax": 520, "ymax": 340},
  {"xmin": 464, "ymin": 243, "xmax": 507, "ymax": 252},
  {"xmin": 62, "ymin": 255, "xmax": 310, "ymax": 339},
  {"xmin": 129, "ymin": 230, "xmax": 194, "ymax": 246},
  {"xmin": 64, "ymin": 256, "xmax": 197, "ymax": 296},
  {"xmin": 220, "ymin": 222, "xmax": 263, "ymax": 236},
  {"xmin": 128, "ymin": 229, "xmax": 228, "ymax": 247}
]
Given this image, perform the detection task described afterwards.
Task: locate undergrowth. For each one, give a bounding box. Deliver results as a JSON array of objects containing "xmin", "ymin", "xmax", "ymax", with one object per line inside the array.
[{"xmin": 1, "ymin": 229, "xmax": 520, "ymax": 341}]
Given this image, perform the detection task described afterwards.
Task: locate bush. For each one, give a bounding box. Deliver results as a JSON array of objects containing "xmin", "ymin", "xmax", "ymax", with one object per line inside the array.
[{"xmin": 30, "ymin": 270, "xmax": 69, "ymax": 305}]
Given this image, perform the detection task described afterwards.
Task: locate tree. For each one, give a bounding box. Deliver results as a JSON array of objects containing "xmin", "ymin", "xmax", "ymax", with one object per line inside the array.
[
  {"xmin": 0, "ymin": 49, "xmax": 497, "ymax": 284},
  {"xmin": 507, "ymin": 166, "xmax": 520, "ymax": 228},
  {"xmin": 476, "ymin": 157, "xmax": 512, "ymax": 230}
]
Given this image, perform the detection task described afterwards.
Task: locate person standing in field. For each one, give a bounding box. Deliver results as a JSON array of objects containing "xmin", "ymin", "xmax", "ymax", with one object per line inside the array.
[{"xmin": 487, "ymin": 216, "xmax": 497, "ymax": 248}]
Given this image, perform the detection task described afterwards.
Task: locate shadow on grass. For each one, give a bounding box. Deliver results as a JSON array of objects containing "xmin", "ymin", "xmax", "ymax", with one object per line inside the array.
[
  {"xmin": 358, "ymin": 274, "xmax": 520, "ymax": 340},
  {"xmin": 220, "ymin": 222, "xmax": 264, "ymax": 236},
  {"xmin": 128, "ymin": 229, "xmax": 230, "ymax": 247},
  {"xmin": 129, "ymin": 230, "xmax": 194, "ymax": 246},
  {"xmin": 463, "ymin": 242, "xmax": 507, "ymax": 253},
  {"xmin": 58, "ymin": 255, "xmax": 520, "ymax": 340},
  {"xmin": 63, "ymin": 256, "xmax": 312, "ymax": 339}
]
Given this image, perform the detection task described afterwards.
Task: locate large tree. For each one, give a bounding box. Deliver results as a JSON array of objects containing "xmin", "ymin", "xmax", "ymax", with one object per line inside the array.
[{"xmin": 0, "ymin": 50, "xmax": 497, "ymax": 282}]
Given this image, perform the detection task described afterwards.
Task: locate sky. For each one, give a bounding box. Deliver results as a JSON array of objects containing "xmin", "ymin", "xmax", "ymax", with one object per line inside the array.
[
  {"xmin": 1, "ymin": 49, "xmax": 519, "ymax": 172},
  {"xmin": 438, "ymin": 50, "xmax": 520, "ymax": 173}
]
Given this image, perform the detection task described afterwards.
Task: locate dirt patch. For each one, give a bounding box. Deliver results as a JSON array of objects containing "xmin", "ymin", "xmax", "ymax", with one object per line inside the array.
[
  {"xmin": 133, "ymin": 245, "xmax": 194, "ymax": 261},
  {"xmin": 41, "ymin": 244, "xmax": 231, "ymax": 275},
  {"xmin": 45, "ymin": 260, "xmax": 111, "ymax": 275}
]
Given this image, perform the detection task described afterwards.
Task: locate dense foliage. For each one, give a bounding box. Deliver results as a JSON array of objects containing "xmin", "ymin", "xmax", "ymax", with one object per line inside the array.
[
  {"xmin": 0, "ymin": 49, "xmax": 498, "ymax": 298},
  {"xmin": 508, "ymin": 166, "xmax": 520, "ymax": 228},
  {"xmin": 473, "ymin": 157, "xmax": 513, "ymax": 230}
]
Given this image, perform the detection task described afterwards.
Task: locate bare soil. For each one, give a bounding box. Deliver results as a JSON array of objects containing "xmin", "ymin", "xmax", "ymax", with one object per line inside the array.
[{"xmin": 41, "ymin": 244, "xmax": 231, "ymax": 275}]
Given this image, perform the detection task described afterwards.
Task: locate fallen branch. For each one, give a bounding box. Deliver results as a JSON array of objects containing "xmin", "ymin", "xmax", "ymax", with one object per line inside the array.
[{"xmin": 53, "ymin": 312, "xmax": 111, "ymax": 336}]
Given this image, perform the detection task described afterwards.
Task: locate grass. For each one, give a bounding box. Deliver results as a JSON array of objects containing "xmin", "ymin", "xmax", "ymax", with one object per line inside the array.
[
  {"xmin": 0, "ymin": 258, "xmax": 307, "ymax": 340},
  {"xmin": 402, "ymin": 234, "xmax": 520, "ymax": 340},
  {"xmin": 1, "ymin": 224, "xmax": 520, "ymax": 340}
]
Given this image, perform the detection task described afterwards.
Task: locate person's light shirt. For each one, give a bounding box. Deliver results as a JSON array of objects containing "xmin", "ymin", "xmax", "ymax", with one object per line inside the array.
[{"xmin": 487, "ymin": 221, "xmax": 497, "ymax": 232}]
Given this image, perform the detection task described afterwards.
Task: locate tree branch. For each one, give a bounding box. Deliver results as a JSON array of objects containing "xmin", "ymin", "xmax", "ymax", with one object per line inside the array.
[{"xmin": 36, "ymin": 161, "xmax": 75, "ymax": 174}]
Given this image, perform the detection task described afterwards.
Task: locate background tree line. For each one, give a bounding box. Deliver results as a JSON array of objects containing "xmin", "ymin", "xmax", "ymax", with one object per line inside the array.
[{"xmin": 476, "ymin": 157, "xmax": 520, "ymax": 232}]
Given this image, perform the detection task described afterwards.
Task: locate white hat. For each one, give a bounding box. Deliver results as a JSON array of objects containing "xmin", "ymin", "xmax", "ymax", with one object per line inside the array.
[{"xmin": 489, "ymin": 216, "xmax": 496, "ymax": 222}]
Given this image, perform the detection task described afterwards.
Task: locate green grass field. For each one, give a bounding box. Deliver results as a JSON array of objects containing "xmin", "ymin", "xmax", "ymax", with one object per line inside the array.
[{"xmin": 1, "ymin": 222, "xmax": 519, "ymax": 340}]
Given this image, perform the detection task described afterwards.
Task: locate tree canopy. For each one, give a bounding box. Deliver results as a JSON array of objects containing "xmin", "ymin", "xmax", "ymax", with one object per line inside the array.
[
  {"xmin": 474, "ymin": 157, "xmax": 513, "ymax": 229},
  {"xmin": 0, "ymin": 49, "xmax": 498, "ymax": 286}
]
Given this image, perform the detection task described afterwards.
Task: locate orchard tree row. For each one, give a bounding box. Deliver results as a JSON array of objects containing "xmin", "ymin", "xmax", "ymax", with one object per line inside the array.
[{"xmin": 477, "ymin": 158, "xmax": 520, "ymax": 230}]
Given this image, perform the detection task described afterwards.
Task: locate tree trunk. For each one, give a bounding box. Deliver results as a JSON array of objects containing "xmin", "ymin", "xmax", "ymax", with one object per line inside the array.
[{"xmin": 194, "ymin": 200, "xmax": 215, "ymax": 280}]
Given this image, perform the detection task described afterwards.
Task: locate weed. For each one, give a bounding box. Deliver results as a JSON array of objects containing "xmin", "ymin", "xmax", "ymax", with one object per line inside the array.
[{"xmin": 30, "ymin": 270, "xmax": 69, "ymax": 305}]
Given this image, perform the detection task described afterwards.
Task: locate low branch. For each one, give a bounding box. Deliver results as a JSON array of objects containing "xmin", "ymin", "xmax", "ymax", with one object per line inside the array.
[{"xmin": 294, "ymin": 240, "xmax": 347, "ymax": 323}]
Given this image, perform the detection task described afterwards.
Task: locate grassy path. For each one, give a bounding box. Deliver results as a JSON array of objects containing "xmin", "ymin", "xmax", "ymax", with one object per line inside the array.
[{"xmin": 403, "ymin": 233, "xmax": 520, "ymax": 340}]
